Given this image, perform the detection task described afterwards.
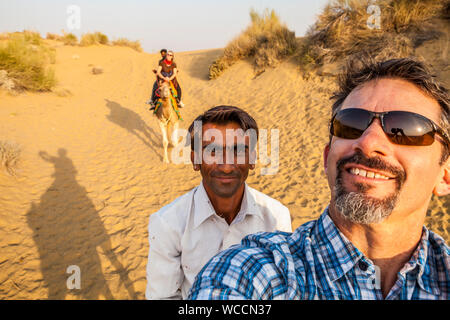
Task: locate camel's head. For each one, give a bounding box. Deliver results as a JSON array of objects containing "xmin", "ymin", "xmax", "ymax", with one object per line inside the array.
[{"xmin": 160, "ymin": 82, "xmax": 171, "ymax": 99}]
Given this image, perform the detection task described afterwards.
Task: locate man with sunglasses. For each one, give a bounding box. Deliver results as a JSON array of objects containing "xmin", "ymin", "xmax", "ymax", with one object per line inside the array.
[{"xmin": 188, "ymin": 58, "xmax": 449, "ymax": 300}]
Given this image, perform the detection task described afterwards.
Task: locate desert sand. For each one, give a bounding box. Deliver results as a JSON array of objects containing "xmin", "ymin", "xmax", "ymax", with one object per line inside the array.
[{"xmin": 0, "ymin": 42, "xmax": 448, "ymax": 299}]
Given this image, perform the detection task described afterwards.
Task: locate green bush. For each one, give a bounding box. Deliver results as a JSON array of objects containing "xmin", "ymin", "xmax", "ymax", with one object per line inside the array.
[
  {"xmin": 0, "ymin": 32, "xmax": 56, "ymax": 91},
  {"xmin": 209, "ymin": 8, "xmax": 297, "ymax": 79}
]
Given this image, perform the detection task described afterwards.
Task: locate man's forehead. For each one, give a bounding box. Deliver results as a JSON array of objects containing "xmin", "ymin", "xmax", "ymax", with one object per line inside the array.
[
  {"xmin": 201, "ymin": 122, "xmax": 250, "ymax": 144},
  {"xmin": 202, "ymin": 123, "xmax": 245, "ymax": 135},
  {"xmin": 341, "ymin": 78, "xmax": 442, "ymax": 123}
]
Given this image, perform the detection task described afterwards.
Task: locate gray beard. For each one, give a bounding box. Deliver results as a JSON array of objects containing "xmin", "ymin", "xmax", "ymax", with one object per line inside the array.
[
  {"xmin": 334, "ymin": 152, "xmax": 406, "ymax": 224},
  {"xmin": 334, "ymin": 184, "xmax": 399, "ymax": 224},
  {"xmin": 333, "ymin": 151, "xmax": 406, "ymax": 225}
]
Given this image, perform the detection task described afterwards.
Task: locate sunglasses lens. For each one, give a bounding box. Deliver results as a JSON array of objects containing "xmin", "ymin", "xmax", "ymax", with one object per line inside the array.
[
  {"xmin": 331, "ymin": 109, "xmax": 371, "ymax": 139},
  {"xmin": 383, "ymin": 111, "xmax": 435, "ymax": 146}
]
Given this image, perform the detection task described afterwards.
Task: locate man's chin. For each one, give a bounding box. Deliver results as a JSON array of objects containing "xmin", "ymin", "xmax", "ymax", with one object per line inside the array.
[
  {"xmin": 210, "ymin": 184, "xmax": 241, "ymax": 198},
  {"xmin": 333, "ymin": 191, "xmax": 398, "ymax": 225}
]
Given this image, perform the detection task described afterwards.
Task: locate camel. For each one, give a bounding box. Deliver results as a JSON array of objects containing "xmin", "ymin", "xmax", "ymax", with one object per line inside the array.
[{"xmin": 154, "ymin": 81, "xmax": 181, "ymax": 163}]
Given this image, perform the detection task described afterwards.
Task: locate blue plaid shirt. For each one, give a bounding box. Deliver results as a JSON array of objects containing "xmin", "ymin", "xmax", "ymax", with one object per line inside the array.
[{"xmin": 188, "ymin": 208, "xmax": 449, "ymax": 300}]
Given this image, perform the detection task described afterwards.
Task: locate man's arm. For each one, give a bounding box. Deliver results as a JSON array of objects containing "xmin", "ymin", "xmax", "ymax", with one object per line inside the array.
[
  {"xmin": 188, "ymin": 233, "xmax": 294, "ymax": 300},
  {"xmin": 188, "ymin": 249, "xmax": 252, "ymax": 300},
  {"xmin": 156, "ymin": 65, "xmax": 165, "ymax": 81},
  {"xmin": 169, "ymin": 67, "xmax": 178, "ymax": 81},
  {"xmin": 146, "ymin": 213, "xmax": 183, "ymax": 300}
]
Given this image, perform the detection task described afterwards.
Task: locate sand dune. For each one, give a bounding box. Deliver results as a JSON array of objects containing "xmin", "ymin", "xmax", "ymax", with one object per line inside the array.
[{"xmin": 0, "ymin": 42, "xmax": 448, "ymax": 299}]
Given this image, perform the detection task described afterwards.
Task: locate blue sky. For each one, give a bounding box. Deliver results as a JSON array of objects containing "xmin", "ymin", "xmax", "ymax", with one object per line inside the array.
[{"xmin": 0, "ymin": 0, "xmax": 330, "ymax": 53}]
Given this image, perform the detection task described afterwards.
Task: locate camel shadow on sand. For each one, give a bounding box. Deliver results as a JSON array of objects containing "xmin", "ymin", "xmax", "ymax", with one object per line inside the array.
[
  {"xmin": 104, "ymin": 99, "xmax": 163, "ymax": 161},
  {"xmin": 26, "ymin": 148, "xmax": 137, "ymax": 299}
]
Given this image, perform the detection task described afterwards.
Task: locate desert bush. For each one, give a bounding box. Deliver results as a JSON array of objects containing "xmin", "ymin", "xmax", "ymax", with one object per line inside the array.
[
  {"xmin": 209, "ymin": 8, "xmax": 297, "ymax": 79},
  {"xmin": 0, "ymin": 32, "xmax": 56, "ymax": 91},
  {"xmin": 61, "ymin": 32, "xmax": 78, "ymax": 46},
  {"xmin": 0, "ymin": 141, "xmax": 21, "ymax": 176},
  {"xmin": 297, "ymin": 0, "xmax": 448, "ymax": 71},
  {"xmin": 80, "ymin": 32, "xmax": 109, "ymax": 46},
  {"xmin": 112, "ymin": 38, "xmax": 143, "ymax": 52},
  {"xmin": 22, "ymin": 30, "xmax": 42, "ymax": 45},
  {"xmin": 46, "ymin": 31, "xmax": 78, "ymax": 45},
  {"xmin": 46, "ymin": 32, "xmax": 59, "ymax": 40}
]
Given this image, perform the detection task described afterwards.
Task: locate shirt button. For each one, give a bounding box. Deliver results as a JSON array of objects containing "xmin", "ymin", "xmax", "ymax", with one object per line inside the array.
[{"xmin": 358, "ymin": 260, "xmax": 368, "ymax": 271}]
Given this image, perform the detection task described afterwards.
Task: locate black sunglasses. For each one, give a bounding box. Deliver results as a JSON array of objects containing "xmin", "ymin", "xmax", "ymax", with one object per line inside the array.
[{"xmin": 330, "ymin": 108, "xmax": 450, "ymax": 146}]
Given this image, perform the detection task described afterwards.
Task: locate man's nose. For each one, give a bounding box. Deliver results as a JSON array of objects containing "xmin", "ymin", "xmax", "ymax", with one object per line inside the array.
[
  {"xmin": 217, "ymin": 149, "xmax": 236, "ymax": 172},
  {"xmin": 351, "ymin": 119, "xmax": 394, "ymax": 157}
]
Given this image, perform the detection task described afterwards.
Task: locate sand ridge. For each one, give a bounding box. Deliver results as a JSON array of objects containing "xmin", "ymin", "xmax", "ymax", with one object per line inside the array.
[{"xmin": 0, "ymin": 43, "xmax": 448, "ymax": 299}]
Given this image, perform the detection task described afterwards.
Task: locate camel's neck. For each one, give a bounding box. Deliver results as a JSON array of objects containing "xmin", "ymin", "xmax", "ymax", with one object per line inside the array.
[{"xmin": 160, "ymin": 98, "xmax": 173, "ymax": 120}]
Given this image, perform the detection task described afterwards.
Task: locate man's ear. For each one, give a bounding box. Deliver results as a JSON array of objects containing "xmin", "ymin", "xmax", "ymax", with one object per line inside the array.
[
  {"xmin": 433, "ymin": 159, "xmax": 450, "ymax": 196},
  {"xmin": 191, "ymin": 150, "xmax": 200, "ymax": 171},
  {"xmin": 323, "ymin": 144, "xmax": 330, "ymax": 175}
]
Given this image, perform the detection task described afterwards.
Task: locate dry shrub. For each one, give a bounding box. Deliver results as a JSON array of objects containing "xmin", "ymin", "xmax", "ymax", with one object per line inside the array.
[
  {"xmin": 0, "ymin": 141, "xmax": 21, "ymax": 176},
  {"xmin": 111, "ymin": 38, "xmax": 143, "ymax": 52},
  {"xmin": 46, "ymin": 31, "xmax": 78, "ymax": 45},
  {"xmin": 46, "ymin": 32, "xmax": 59, "ymax": 40},
  {"xmin": 209, "ymin": 8, "xmax": 297, "ymax": 79},
  {"xmin": 297, "ymin": 0, "xmax": 449, "ymax": 71},
  {"xmin": 61, "ymin": 32, "xmax": 78, "ymax": 46},
  {"xmin": 80, "ymin": 32, "xmax": 109, "ymax": 46},
  {"xmin": 0, "ymin": 32, "xmax": 56, "ymax": 91},
  {"xmin": 22, "ymin": 30, "xmax": 42, "ymax": 45}
]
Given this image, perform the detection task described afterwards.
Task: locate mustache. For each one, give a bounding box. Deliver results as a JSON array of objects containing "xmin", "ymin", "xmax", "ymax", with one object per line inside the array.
[
  {"xmin": 336, "ymin": 151, "xmax": 406, "ymax": 186},
  {"xmin": 210, "ymin": 170, "xmax": 241, "ymax": 178}
]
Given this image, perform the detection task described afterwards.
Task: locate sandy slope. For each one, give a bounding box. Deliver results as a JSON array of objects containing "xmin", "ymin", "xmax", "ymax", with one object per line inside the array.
[{"xmin": 0, "ymin": 42, "xmax": 448, "ymax": 299}]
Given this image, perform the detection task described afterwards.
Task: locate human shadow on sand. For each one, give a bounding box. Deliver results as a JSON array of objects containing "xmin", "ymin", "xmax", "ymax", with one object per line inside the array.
[
  {"xmin": 104, "ymin": 99, "xmax": 162, "ymax": 161},
  {"xmin": 26, "ymin": 148, "xmax": 137, "ymax": 299}
]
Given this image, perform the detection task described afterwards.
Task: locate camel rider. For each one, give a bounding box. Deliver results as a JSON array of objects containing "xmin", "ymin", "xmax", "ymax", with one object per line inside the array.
[
  {"xmin": 148, "ymin": 50, "xmax": 185, "ymax": 110},
  {"xmin": 147, "ymin": 49, "xmax": 167, "ymax": 108}
]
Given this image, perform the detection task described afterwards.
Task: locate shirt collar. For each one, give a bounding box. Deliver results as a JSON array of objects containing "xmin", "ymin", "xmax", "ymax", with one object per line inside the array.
[
  {"xmin": 399, "ymin": 227, "xmax": 440, "ymax": 296},
  {"xmin": 314, "ymin": 207, "xmax": 364, "ymax": 282},
  {"xmin": 193, "ymin": 182, "xmax": 261, "ymax": 229}
]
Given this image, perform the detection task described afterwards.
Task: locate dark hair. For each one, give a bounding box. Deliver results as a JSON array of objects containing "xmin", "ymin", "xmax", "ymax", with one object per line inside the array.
[
  {"xmin": 160, "ymin": 49, "xmax": 167, "ymax": 54},
  {"xmin": 330, "ymin": 57, "xmax": 450, "ymax": 164},
  {"xmin": 187, "ymin": 105, "xmax": 259, "ymax": 150}
]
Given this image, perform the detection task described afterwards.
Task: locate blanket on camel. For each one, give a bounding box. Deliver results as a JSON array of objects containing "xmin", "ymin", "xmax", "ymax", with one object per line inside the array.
[{"xmin": 154, "ymin": 81, "xmax": 183, "ymax": 121}]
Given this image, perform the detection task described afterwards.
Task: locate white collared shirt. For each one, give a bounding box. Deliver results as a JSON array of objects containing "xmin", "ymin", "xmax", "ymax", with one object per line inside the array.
[{"xmin": 145, "ymin": 182, "xmax": 292, "ymax": 300}]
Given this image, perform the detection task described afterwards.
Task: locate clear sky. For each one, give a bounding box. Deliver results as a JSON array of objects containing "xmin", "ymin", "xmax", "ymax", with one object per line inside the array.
[{"xmin": 0, "ymin": 0, "xmax": 330, "ymax": 53}]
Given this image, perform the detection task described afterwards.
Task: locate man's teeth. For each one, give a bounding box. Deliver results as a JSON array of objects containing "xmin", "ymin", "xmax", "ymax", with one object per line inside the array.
[{"xmin": 349, "ymin": 168, "xmax": 390, "ymax": 180}]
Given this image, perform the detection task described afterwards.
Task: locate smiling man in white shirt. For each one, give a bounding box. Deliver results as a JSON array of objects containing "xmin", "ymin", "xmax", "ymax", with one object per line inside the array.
[{"xmin": 145, "ymin": 105, "xmax": 292, "ymax": 299}]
